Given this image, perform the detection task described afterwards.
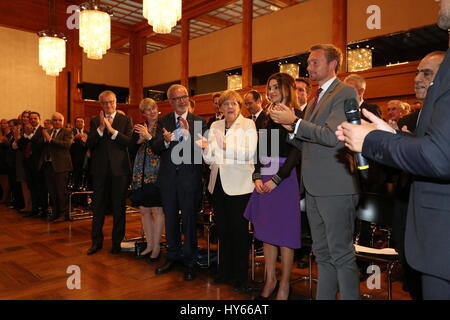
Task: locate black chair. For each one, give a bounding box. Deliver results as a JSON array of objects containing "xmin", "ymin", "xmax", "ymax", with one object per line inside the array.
[{"xmin": 353, "ymin": 192, "xmax": 400, "ymax": 300}]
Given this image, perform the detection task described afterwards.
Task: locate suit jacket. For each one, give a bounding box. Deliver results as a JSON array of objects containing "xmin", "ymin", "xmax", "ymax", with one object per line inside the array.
[
  {"xmin": 362, "ymin": 49, "xmax": 450, "ymax": 281},
  {"xmin": 360, "ymin": 102, "xmax": 382, "ymax": 121},
  {"xmin": 38, "ymin": 128, "xmax": 73, "ymax": 173},
  {"xmin": 247, "ymin": 110, "xmax": 269, "ymax": 131},
  {"xmin": 289, "ymin": 78, "xmax": 359, "ymax": 196},
  {"xmin": 397, "ymin": 110, "xmax": 420, "ymax": 132},
  {"xmin": 206, "ymin": 114, "xmax": 224, "ymax": 129},
  {"xmin": 86, "ymin": 112, "xmax": 133, "ymax": 176},
  {"xmin": 18, "ymin": 125, "xmax": 45, "ymax": 168},
  {"xmin": 152, "ymin": 112, "xmax": 206, "ymax": 190},
  {"xmin": 203, "ymin": 114, "xmax": 257, "ymax": 196},
  {"xmin": 70, "ymin": 128, "xmax": 89, "ymax": 167}
]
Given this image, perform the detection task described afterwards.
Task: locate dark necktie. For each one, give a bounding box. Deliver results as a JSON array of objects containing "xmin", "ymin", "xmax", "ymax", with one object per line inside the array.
[
  {"xmin": 252, "ymin": 115, "xmax": 257, "ymax": 122},
  {"xmin": 176, "ymin": 116, "xmax": 183, "ymax": 142},
  {"xmin": 309, "ymin": 87, "xmax": 323, "ymax": 117}
]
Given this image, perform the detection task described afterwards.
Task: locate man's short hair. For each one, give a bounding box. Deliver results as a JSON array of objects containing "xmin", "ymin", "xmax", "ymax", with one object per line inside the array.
[
  {"xmin": 212, "ymin": 92, "xmax": 221, "ymax": 101},
  {"xmin": 310, "ymin": 44, "xmax": 343, "ymax": 73},
  {"xmin": 295, "ymin": 77, "xmax": 312, "ymax": 94},
  {"xmin": 167, "ymin": 84, "xmax": 187, "ymax": 98},
  {"xmin": 29, "ymin": 111, "xmax": 41, "ymax": 119},
  {"xmin": 98, "ymin": 90, "xmax": 116, "ymax": 101},
  {"xmin": 343, "ymin": 74, "xmax": 366, "ymax": 90},
  {"xmin": 244, "ymin": 89, "xmax": 262, "ymax": 102},
  {"xmin": 388, "ymin": 100, "xmax": 405, "ymax": 110}
]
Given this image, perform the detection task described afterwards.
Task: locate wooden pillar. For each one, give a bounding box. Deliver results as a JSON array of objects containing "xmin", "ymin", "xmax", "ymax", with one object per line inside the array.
[
  {"xmin": 129, "ymin": 33, "xmax": 145, "ymax": 105},
  {"xmin": 56, "ymin": 27, "xmax": 82, "ymax": 124},
  {"xmin": 242, "ymin": 0, "xmax": 253, "ymax": 89},
  {"xmin": 180, "ymin": 18, "xmax": 190, "ymax": 92},
  {"xmin": 332, "ymin": 0, "xmax": 348, "ymax": 73}
]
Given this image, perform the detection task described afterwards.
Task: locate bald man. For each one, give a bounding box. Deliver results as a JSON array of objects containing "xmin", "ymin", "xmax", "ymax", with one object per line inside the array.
[{"xmin": 39, "ymin": 112, "xmax": 73, "ymax": 222}]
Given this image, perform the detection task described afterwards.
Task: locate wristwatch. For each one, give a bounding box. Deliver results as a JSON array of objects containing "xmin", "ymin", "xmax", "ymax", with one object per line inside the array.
[{"xmin": 291, "ymin": 117, "xmax": 300, "ymax": 131}]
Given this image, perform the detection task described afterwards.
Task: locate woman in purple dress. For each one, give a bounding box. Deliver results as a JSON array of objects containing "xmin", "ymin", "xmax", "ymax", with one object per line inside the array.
[{"xmin": 244, "ymin": 73, "xmax": 302, "ymax": 300}]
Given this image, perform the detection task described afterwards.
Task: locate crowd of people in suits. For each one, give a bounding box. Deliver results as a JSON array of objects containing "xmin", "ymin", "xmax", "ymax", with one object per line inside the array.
[{"xmin": 1, "ymin": 3, "xmax": 449, "ymax": 298}]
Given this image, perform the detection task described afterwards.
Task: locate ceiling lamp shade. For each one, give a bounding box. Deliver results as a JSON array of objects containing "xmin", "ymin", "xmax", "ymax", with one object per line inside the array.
[
  {"xmin": 143, "ymin": 0, "xmax": 182, "ymax": 34},
  {"xmin": 79, "ymin": 3, "xmax": 111, "ymax": 60},
  {"xmin": 38, "ymin": 32, "xmax": 66, "ymax": 76},
  {"xmin": 227, "ymin": 75, "xmax": 242, "ymax": 90}
]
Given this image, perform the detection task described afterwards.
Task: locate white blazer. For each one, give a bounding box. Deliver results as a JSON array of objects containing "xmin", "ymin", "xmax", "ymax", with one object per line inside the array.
[{"xmin": 203, "ymin": 114, "xmax": 257, "ymax": 196}]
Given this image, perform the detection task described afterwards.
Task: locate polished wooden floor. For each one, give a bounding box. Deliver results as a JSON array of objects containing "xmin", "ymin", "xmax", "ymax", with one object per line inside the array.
[{"xmin": 0, "ymin": 203, "xmax": 412, "ymax": 300}]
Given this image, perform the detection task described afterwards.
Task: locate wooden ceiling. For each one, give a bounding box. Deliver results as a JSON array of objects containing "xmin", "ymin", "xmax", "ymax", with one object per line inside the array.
[{"xmin": 0, "ymin": 0, "xmax": 304, "ymax": 55}]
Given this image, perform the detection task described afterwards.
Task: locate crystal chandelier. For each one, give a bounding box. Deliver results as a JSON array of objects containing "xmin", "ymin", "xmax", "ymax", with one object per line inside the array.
[
  {"xmin": 38, "ymin": 31, "xmax": 66, "ymax": 76},
  {"xmin": 227, "ymin": 75, "xmax": 242, "ymax": 90},
  {"xmin": 279, "ymin": 63, "xmax": 299, "ymax": 79},
  {"xmin": 79, "ymin": 1, "xmax": 112, "ymax": 60},
  {"xmin": 347, "ymin": 47, "xmax": 373, "ymax": 72},
  {"xmin": 143, "ymin": 0, "xmax": 182, "ymax": 34},
  {"xmin": 37, "ymin": 0, "xmax": 66, "ymax": 76}
]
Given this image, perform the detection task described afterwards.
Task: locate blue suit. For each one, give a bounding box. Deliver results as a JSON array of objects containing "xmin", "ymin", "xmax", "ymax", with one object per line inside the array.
[{"xmin": 362, "ymin": 49, "xmax": 450, "ymax": 298}]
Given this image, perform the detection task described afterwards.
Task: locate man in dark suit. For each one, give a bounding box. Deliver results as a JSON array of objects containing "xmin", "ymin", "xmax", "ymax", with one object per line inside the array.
[
  {"xmin": 243, "ymin": 89, "xmax": 268, "ymax": 130},
  {"xmin": 270, "ymin": 44, "xmax": 360, "ymax": 299},
  {"xmin": 70, "ymin": 117, "xmax": 89, "ymax": 191},
  {"xmin": 152, "ymin": 84, "xmax": 206, "ymax": 281},
  {"xmin": 295, "ymin": 77, "xmax": 312, "ymax": 117},
  {"xmin": 336, "ymin": 1, "xmax": 450, "ymax": 297},
  {"xmin": 39, "ymin": 112, "xmax": 73, "ymax": 222},
  {"xmin": 206, "ymin": 92, "xmax": 223, "ymax": 129},
  {"xmin": 19, "ymin": 111, "xmax": 48, "ymax": 218},
  {"xmin": 86, "ymin": 90, "xmax": 133, "ymax": 255},
  {"xmin": 344, "ymin": 74, "xmax": 381, "ymax": 121}
]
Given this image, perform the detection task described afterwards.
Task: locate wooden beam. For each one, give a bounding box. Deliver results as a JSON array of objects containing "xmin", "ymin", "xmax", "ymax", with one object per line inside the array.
[
  {"xmin": 332, "ymin": 0, "xmax": 347, "ymax": 73},
  {"xmin": 147, "ymin": 34, "xmax": 180, "ymax": 46},
  {"xmin": 184, "ymin": 0, "xmax": 237, "ymax": 20},
  {"xmin": 110, "ymin": 37, "xmax": 130, "ymax": 49},
  {"xmin": 196, "ymin": 14, "xmax": 234, "ymax": 28},
  {"xmin": 242, "ymin": 0, "xmax": 253, "ymax": 89},
  {"xmin": 265, "ymin": 0, "xmax": 298, "ymax": 8},
  {"xmin": 129, "ymin": 33, "xmax": 145, "ymax": 105},
  {"xmin": 180, "ymin": 18, "xmax": 190, "ymax": 90}
]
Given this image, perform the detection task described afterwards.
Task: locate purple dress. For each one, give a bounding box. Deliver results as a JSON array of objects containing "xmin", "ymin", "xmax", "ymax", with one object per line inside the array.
[{"xmin": 244, "ymin": 157, "xmax": 301, "ymax": 249}]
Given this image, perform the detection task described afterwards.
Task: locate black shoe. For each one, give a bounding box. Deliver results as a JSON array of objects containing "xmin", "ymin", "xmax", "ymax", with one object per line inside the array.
[
  {"xmin": 47, "ymin": 214, "xmax": 59, "ymax": 222},
  {"xmin": 23, "ymin": 211, "xmax": 38, "ymax": 218},
  {"xmin": 254, "ymin": 280, "xmax": 279, "ymax": 300},
  {"xmin": 213, "ymin": 276, "xmax": 231, "ymax": 285},
  {"xmin": 110, "ymin": 246, "xmax": 121, "ymax": 254},
  {"xmin": 87, "ymin": 244, "xmax": 102, "ymax": 255},
  {"xmin": 137, "ymin": 251, "xmax": 152, "ymax": 258},
  {"xmin": 184, "ymin": 267, "xmax": 196, "ymax": 281},
  {"xmin": 155, "ymin": 260, "xmax": 175, "ymax": 275},
  {"xmin": 297, "ymin": 257, "xmax": 309, "ymax": 269}
]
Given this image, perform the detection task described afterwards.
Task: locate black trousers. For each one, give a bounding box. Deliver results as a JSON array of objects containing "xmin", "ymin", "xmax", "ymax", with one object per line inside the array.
[
  {"xmin": 212, "ymin": 174, "xmax": 251, "ymax": 283},
  {"xmin": 91, "ymin": 173, "xmax": 129, "ymax": 247},
  {"xmin": 43, "ymin": 162, "xmax": 69, "ymax": 217}
]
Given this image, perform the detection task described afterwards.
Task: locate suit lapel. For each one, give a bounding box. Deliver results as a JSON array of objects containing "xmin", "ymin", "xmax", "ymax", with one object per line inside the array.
[{"xmin": 309, "ymin": 78, "xmax": 340, "ymax": 122}]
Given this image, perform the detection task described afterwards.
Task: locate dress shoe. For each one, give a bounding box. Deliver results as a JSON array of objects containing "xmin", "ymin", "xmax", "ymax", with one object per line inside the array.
[
  {"xmin": 87, "ymin": 245, "xmax": 102, "ymax": 255},
  {"xmin": 110, "ymin": 246, "xmax": 122, "ymax": 254},
  {"xmin": 155, "ymin": 260, "xmax": 175, "ymax": 275},
  {"xmin": 23, "ymin": 212, "xmax": 38, "ymax": 218},
  {"xmin": 254, "ymin": 280, "xmax": 279, "ymax": 300},
  {"xmin": 47, "ymin": 214, "xmax": 58, "ymax": 222},
  {"xmin": 54, "ymin": 215, "xmax": 69, "ymax": 223},
  {"xmin": 184, "ymin": 267, "xmax": 196, "ymax": 281},
  {"xmin": 137, "ymin": 251, "xmax": 152, "ymax": 258}
]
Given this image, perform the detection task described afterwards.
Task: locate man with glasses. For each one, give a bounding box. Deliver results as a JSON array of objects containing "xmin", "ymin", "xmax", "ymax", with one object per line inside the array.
[
  {"xmin": 152, "ymin": 84, "xmax": 206, "ymax": 281},
  {"xmin": 86, "ymin": 90, "xmax": 133, "ymax": 255}
]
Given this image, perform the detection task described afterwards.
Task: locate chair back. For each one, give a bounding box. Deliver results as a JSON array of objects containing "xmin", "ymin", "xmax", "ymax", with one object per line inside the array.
[{"xmin": 356, "ymin": 192, "xmax": 395, "ymax": 227}]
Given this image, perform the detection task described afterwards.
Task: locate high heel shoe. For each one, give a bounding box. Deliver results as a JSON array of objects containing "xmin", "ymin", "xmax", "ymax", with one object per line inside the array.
[
  {"xmin": 254, "ymin": 280, "xmax": 279, "ymax": 300},
  {"xmin": 147, "ymin": 251, "xmax": 161, "ymax": 262},
  {"xmin": 137, "ymin": 251, "xmax": 152, "ymax": 258}
]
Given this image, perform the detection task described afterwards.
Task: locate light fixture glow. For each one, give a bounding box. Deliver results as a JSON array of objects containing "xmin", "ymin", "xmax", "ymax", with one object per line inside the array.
[
  {"xmin": 79, "ymin": 8, "xmax": 111, "ymax": 59},
  {"xmin": 279, "ymin": 63, "xmax": 299, "ymax": 79},
  {"xmin": 143, "ymin": 0, "xmax": 182, "ymax": 34},
  {"xmin": 38, "ymin": 35, "xmax": 66, "ymax": 76},
  {"xmin": 347, "ymin": 48, "xmax": 372, "ymax": 72},
  {"xmin": 227, "ymin": 75, "xmax": 242, "ymax": 90}
]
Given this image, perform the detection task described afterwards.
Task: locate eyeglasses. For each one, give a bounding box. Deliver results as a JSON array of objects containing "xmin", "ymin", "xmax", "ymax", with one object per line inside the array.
[
  {"xmin": 415, "ymin": 69, "xmax": 434, "ymax": 78},
  {"xmin": 170, "ymin": 95, "xmax": 188, "ymax": 102},
  {"xmin": 100, "ymin": 100, "xmax": 116, "ymax": 105}
]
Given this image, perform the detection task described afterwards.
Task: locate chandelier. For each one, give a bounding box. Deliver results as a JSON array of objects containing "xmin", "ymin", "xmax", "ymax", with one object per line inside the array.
[
  {"xmin": 38, "ymin": 31, "xmax": 66, "ymax": 76},
  {"xmin": 37, "ymin": 0, "xmax": 66, "ymax": 76},
  {"xmin": 347, "ymin": 47, "xmax": 373, "ymax": 72},
  {"xmin": 279, "ymin": 63, "xmax": 299, "ymax": 79},
  {"xmin": 143, "ymin": 0, "xmax": 182, "ymax": 34},
  {"xmin": 227, "ymin": 75, "xmax": 242, "ymax": 90},
  {"xmin": 79, "ymin": 1, "xmax": 112, "ymax": 60}
]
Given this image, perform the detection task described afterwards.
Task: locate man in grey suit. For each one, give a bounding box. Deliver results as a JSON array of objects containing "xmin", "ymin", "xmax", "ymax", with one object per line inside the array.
[
  {"xmin": 39, "ymin": 112, "xmax": 73, "ymax": 222},
  {"xmin": 336, "ymin": 0, "xmax": 450, "ymax": 299},
  {"xmin": 270, "ymin": 44, "xmax": 360, "ymax": 299}
]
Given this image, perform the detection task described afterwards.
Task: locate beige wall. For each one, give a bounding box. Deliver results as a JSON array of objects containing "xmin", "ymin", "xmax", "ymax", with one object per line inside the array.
[
  {"xmin": 348, "ymin": 0, "xmax": 438, "ymax": 43},
  {"xmin": 82, "ymin": 52, "xmax": 129, "ymax": 88},
  {"xmin": 143, "ymin": 44, "xmax": 181, "ymax": 87},
  {"xmin": 0, "ymin": 26, "xmax": 56, "ymax": 120}
]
